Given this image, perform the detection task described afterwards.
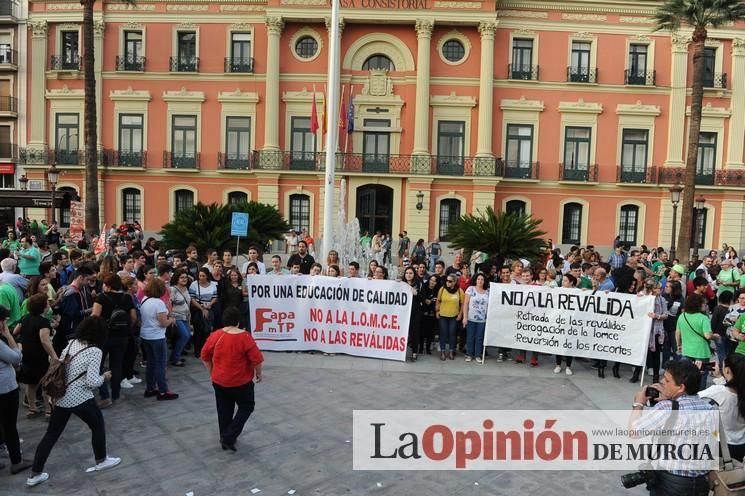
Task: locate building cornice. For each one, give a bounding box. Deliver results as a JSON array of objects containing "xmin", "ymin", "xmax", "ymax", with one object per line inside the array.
[
  {"xmin": 218, "ymin": 89, "xmax": 260, "ymax": 104},
  {"xmin": 498, "ymin": 0, "xmax": 658, "ymax": 16},
  {"xmin": 110, "ymin": 87, "xmax": 152, "ymax": 102},
  {"xmin": 430, "ymin": 92, "xmax": 476, "ymax": 107},
  {"xmin": 558, "ymin": 99, "xmax": 603, "ymax": 114},
  {"xmin": 500, "ymin": 96, "xmax": 545, "ymax": 112},
  {"xmin": 162, "ymin": 88, "xmax": 206, "ymax": 103},
  {"xmin": 616, "ymin": 101, "xmax": 661, "ymax": 117},
  {"xmin": 685, "ymin": 103, "xmax": 731, "ymax": 119}
]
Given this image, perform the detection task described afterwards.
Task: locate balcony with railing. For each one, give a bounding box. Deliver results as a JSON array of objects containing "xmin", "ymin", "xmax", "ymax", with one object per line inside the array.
[
  {"xmin": 0, "ymin": 143, "xmax": 16, "ymax": 161},
  {"xmin": 0, "ymin": 48, "xmax": 17, "ymax": 68},
  {"xmin": 49, "ymin": 55, "xmax": 80, "ymax": 71},
  {"xmin": 657, "ymin": 167, "xmax": 715, "ymax": 186},
  {"xmin": 218, "ymin": 152, "xmax": 251, "ymax": 170},
  {"xmin": 163, "ymin": 151, "xmax": 199, "ymax": 169},
  {"xmin": 624, "ymin": 69, "xmax": 656, "ymax": 86},
  {"xmin": 18, "ymin": 147, "xmax": 48, "ymax": 165},
  {"xmin": 559, "ymin": 163, "xmax": 598, "ymax": 182},
  {"xmin": 224, "ymin": 57, "xmax": 254, "ymax": 73},
  {"xmin": 567, "ymin": 66, "xmax": 598, "ymax": 83},
  {"xmin": 116, "ymin": 55, "xmax": 146, "ymax": 72},
  {"xmin": 0, "ymin": 95, "xmax": 16, "ymax": 115},
  {"xmin": 106, "ymin": 150, "xmax": 146, "ymax": 168},
  {"xmin": 169, "ymin": 57, "xmax": 199, "ymax": 73},
  {"xmin": 704, "ymin": 73, "xmax": 727, "ymax": 89},
  {"xmin": 500, "ymin": 160, "xmax": 539, "ymax": 179},
  {"xmin": 53, "ymin": 149, "xmax": 80, "ymax": 166},
  {"xmin": 617, "ymin": 165, "xmax": 658, "ymax": 184},
  {"xmin": 507, "ymin": 64, "xmax": 539, "ymax": 81}
]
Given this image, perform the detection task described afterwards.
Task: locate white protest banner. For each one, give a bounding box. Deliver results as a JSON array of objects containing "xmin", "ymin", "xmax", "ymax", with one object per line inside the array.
[
  {"xmin": 484, "ymin": 284, "xmax": 654, "ymax": 366},
  {"xmin": 247, "ymin": 275, "xmax": 411, "ymax": 361}
]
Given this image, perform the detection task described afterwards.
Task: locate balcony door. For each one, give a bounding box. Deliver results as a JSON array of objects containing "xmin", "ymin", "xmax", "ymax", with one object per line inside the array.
[{"xmin": 362, "ymin": 119, "xmax": 390, "ymax": 173}]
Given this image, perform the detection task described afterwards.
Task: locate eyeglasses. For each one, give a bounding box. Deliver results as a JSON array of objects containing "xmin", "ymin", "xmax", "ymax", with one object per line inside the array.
[{"xmin": 446, "ymin": 280, "xmax": 455, "ymax": 283}]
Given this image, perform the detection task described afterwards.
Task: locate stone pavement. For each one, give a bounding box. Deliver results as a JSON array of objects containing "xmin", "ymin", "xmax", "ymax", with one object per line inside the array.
[{"xmin": 0, "ymin": 351, "xmax": 652, "ymax": 496}]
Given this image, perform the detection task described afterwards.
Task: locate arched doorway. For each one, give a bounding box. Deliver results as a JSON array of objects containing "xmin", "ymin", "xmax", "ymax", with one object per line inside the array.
[{"xmin": 356, "ymin": 184, "xmax": 392, "ymax": 235}]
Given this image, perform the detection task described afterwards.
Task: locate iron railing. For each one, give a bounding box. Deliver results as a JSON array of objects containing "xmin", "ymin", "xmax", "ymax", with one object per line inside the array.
[
  {"xmin": 501, "ymin": 160, "xmax": 540, "ymax": 179},
  {"xmin": 567, "ymin": 66, "xmax": 598, "ymax": 83},
  {"xmin": 507, "ymin": 64, "xmax": 539, "ymax": 81},
  {"xmin": 224, "ymin": 57, "xmax": 254, "ymax": 73},
  {"xmin": 169, "ymin": 56, "xmax": 199, "ymax": 73},
  {"xmin": 560, "ymin": 163, "xmax": 598, "ymax": 182},
  {"xmin": 163, "ymin": 151, "xmax": 200, "ymax": 169},
  {"xmin": 107, "ymin": 150, "xmax": 146, "ymax": 167},
  {"xmin": 0, "ymin": 96, "xmax": 17, "ymax": 113},
  {"xmin": 0, "ymin": 48, "xmax": 17, "ymax": 66},
  {"xmin": 218, "ymin": 152, "xmax": 252, "ymax": 170},
  {"xmin": 624, "ymin": 69, "xmax": 656, "ymax": 86},
  {"xmin": 703, "ymin": 73, "xmax": 727, "ymax": 89},
  {"xmin": 49, "ymin": 55, "xmax": 80, "ymax": 71},
  {"xmin": 617, "ymin": 165, "xmax": 658, "ymax": 184},
  {"xmin": 116, "ymin": 55, "xmax": 146, "ymax": 72},
  {"xmin": 658, "ymin": 167, "xmax": 715, "ymax": 186}
]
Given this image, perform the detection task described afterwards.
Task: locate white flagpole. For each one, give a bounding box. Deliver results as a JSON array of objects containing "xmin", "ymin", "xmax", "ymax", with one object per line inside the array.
[{"xmin": 322, "ymin": 0, "xmax": 341, "ymax": 265}]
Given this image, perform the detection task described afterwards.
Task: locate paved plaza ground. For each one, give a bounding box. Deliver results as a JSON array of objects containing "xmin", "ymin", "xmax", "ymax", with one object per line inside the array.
[{"xmin": 1, "ymin": 351, "xmax": 654, "ymax": 496}]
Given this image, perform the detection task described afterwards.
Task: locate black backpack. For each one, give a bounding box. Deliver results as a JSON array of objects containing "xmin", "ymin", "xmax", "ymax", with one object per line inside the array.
[{"xmin": 105, "ymin": 294, "xmax": 131, "ymax": 334}]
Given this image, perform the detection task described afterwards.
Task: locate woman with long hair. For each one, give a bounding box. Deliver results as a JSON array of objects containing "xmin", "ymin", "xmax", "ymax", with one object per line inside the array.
[
  {"xmin": 678, "ymin": 293, "xmax": 715, "ymax": 390},
  {"xmin": 630, "ymin": 278, "xmax": 667, "ymax": 384},
  {"xmin": 700, "ymin": 353, "xmax": 745, "ymax": 461},
  {"xmin": 18, "ymin": 294, "xmax": 56, "ymax": 418},
  {"xmin": 169, "ymin": 270, "xmax": 193, "ymax": 366},
  {"xmin": 140, "ymin": 278, "xmax": 178, "ymax": 401},
  {"xmin": 190, "ymin": 268, "xmax": 218, "ymax": 339},
  {"xmin": 436, "ymin": 274, "xmax": 464, "ymax": 360},
  {"xmin": 326, "ymin": 251, "xmax": 343, "ymax": 276},
  {"xmin": 419, "ymin": 274, "xmax": 440, "ymax": 355},
  {"xmin": 662, "ymin": 279, "xmax": 684, "ymax": 363},
  {"xmin": 26, "ymin": 317, "xmax": 121, "ymax": 487},
  {"xmin": 403, "ymin": 267, "xmax": 422, "ymax": 361},
  {"xmin": 463, "ymin": 273, "xmax": 489, "ymax": 363},
  {"xmin": 221, "ymin": 268, "xmax": 246, "ymax": 328}
]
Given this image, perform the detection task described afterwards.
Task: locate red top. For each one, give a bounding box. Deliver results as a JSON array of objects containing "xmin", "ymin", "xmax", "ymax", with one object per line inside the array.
[{"xmin": 200, "ymin": 329, "xmax": 264, "ymax": 387}]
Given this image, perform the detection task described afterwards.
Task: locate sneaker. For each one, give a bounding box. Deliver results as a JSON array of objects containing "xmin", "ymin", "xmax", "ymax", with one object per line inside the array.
[
  {"xmin": 497, "ymin": 353, "xmax": 505, "ymax": 362},
  {"xmin": 157, "ymin": 391, "xmax": 179, "ymax": 401},
  {"xmin": 465, "ymin": 356, "xmax": 472, "ymax": 363},
  {"xmin": 127, "ymin": 377, "xmax": 142, "ymax": 385},
  {"xmin": 530, "ymin": 356, "xmax": 538, "ymax": 367},
  {"xmin": 26, "ymin": 473, "xmax": 49, "ymax": 487},
  {"xmin": 92, "ymin": 456, "xmax": 121, "ymax": 472},
  {"xmin": 515, "ymin": 354, "xmax": 525, "ymax": 363},
  {"xmin": 120, "ymin": 379, "xmax": 134, "ymax": 389},
  {"xmin": 98, "ymin": 399, "xmax": 112, "ymax": 410},
  {"xmin": 475, "ymin": 357, "xmax": 483, "ymax": 364},
  {"xmin": 565, "ymin": 367, "xmax": 573, "ymax": 376},
  {"xmin": 553, "ymin": 365, "xmax": 562, "ymax": 374}
]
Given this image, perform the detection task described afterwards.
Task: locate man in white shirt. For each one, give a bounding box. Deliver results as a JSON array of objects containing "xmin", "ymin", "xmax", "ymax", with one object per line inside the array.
[
  {"xmin": 241, "ymin": 246, "xmax": 266, "ymax": 275},
  {"xmin": 268, "ymin": 255, "xmax": 289, "ymax": 275}
]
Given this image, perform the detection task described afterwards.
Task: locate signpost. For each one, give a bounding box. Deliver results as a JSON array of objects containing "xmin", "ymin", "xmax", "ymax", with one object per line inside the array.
[{"xmin": 231, "ymin": 212, "xmax": 249, "ymax": 255}]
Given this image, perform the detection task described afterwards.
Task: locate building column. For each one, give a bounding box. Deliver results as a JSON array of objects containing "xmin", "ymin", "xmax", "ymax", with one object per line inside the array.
[
  {"xmin": 263, "ymin": 16, "xmax": 284, "ymax": 153},
  {"xmin": 412, "ymin": 19, "xmax": 433, "ymax": 156},
  {"xmin": 28, "ymin": 21, "xmax": 47, "ymax": 155},
  {"xmin": 93, "ymin": 20, "xmax": 104, "ymax": 149},
  {"xmin": 727, "ymin": 38, "xmax": 745, "ymax": 168},
  {"xmin": 325, "ymin": 17, "xmax": 345, "ymax": 152},
  {"xmin": 665, "ymin": 34, "xmax": 689, "ymax": 168},
  {"xmin": 476, "ymin": 21, "xmax": 497, "ymax": 158}
]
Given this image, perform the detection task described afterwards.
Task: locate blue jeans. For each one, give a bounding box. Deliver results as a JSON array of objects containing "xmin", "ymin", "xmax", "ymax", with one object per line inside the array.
[
  {"xmin": 428, "ymin": 255, "xmax": 438, "ymax": 273},
  {"xmin": 683, "ymin": 356, "xmax": 710, "ymax": 391},
  {"xmin": 713, "ymin": 334, "xmax": 727, "ymax": 367},
  {"xmin": 142, "ymin": 338, "xmax": 168, "ymax": 393},
  {"xmin": 170, "ymin": 320, "xmax": 191, "ymax": 363},
  {"xmin": 466, "ymin": 320, "xmax": 485, "ymax": 358},
  {"xmin": 438, "ymin": 316, "xmax": 458, "ymax": 352}
]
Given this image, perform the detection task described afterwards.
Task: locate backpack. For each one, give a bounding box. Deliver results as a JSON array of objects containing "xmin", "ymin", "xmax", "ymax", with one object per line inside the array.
[
  {"xmin": 40, "ymin": 345, "xmax": 90, "ymax": 401},
  {"xmin": 105, "ymin": 293, "xmax": 131, "ymax": 334}
]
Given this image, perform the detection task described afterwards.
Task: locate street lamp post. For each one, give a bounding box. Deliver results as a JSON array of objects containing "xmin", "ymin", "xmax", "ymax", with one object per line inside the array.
[
  {"xmin": 692, "ymin": 196, "xmax": 706, "ymax": 261},
  {"xmin": 669, "ymin": 184, "xmax": 682, "ymax": 261},
  {"xmin": 47, "ymin": 163, "xmax": 59, "ymax": 224},
  {"xmin": 18, "ymin": 174, "xmax": 28, "ymax": 222}
]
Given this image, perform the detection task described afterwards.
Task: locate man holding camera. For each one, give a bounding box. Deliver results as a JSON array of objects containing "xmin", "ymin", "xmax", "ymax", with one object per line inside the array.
[{"xmin": 628, "ymin": 360, "xmax": 715, "ymax": 496}]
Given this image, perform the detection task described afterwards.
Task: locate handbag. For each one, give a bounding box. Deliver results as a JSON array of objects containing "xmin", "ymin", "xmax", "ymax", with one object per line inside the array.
[{"xmin": 710, "ymin": 407, "xmax": 745, "ymax": 495}]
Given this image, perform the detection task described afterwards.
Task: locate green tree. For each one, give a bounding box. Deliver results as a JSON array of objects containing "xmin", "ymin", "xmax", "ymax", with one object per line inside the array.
[
  {"xmin": 447, "ymin": 207, "xmax": 547, "ymax": 268},
  {"xmin": 654, "ymin": 0, "xmax": 745, "ymax": 261},
  {"xmin": 159, "ymin": 201, "xmax": 289, "ymax": 256}
]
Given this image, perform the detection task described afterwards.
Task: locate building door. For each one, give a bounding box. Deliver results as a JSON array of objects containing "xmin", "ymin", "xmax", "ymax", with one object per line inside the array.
[
  {"xmin": 362, "ymin": 119, "xmax": 390, "ymax": 173},
  {"xmin": 356, "ymin": 184, "xmax": 393, "ymax": 235}
]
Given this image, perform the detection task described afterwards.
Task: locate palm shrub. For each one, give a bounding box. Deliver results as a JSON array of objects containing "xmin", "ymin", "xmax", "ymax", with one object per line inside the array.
[
  {"xmin": 447, "ymin": 207, "xmax": 547, "ymax": 268},
  {"xmin": 159, "ymin": 201, "xmax": 289, "ymax": 256}
]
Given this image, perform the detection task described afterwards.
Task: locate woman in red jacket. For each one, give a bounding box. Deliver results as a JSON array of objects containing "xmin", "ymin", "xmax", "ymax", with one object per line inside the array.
[{"xmin": 200, "ymin": 306, "xmax": 264, "ymax": 452}]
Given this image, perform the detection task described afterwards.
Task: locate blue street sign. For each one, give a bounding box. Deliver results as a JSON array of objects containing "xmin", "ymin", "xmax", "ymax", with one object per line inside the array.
[{"xmin": 231, "ymin": 212, "xmax": 249, "ymax": 237}]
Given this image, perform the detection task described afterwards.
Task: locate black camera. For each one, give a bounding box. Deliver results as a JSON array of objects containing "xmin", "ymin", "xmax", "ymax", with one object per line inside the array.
[
  {"xmin": 701, "ymin": 362, "xmax": 716, "ymax": 372},
  {"xmin": 621, "ymin": 469, "xmax": 657, "ymax": 489},
  {"xmin": 645, "ymin": 386, "xmax": 660, "ymax": 400}
]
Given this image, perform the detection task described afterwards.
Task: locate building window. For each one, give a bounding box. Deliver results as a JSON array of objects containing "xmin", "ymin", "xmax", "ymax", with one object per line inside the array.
[
  {"xmin": 691, "ymin": 207, "xmax": 707, "ymax": 249},
  {"xmin": 569, "ymin": 40, "xmax": 592, "ymax": 82},
  {"xmin": 295, "ymin": 36, "xmax": 318, "ymax": 59},
  {"xmin": 505, "ymin": 199, "xmax": 526, "ymax": 216},
  {"xmin": 703, "ymin": 47, "xmax": 716, "ymax": 87},
  {"xmin": 290, "ymin": 116, "xmax": 314, "ymax": 170},
  {"xmin": 697, "ymin": 132, "xmax": 717, "ymax": 184},
  {"xmin": 439, "ymin": 199, "xmax": 461, "ymax": 241},
  {"xmin": 441, "ymin": 39, "xmax": 465, "ymax": 63},
  {"xmin": 227, "ymin": 191, "xmax": 248, "ymax": 204},
  {"xmin": 563, "ymin": 126, "xmax": 591, "ymax": 172},
  {"xmin": 0, "ymin": 174, "xmax": 13, "ymax": 189},
  {"xmin": 171, "ymin": 115, "xmax": 197, "ymax": 168},
  {"xmin": 0, "ymin": 125, "xmax": 11, "ymax": 158},
  {"xmin": 57, "ymin": 187, "xmax": 76, "ymax": 228},
  {"xmin": 61, "ymin": 31, "xmax": 79, "ymax": 69},
  {"xmin": 122, "ymin": 188, "xmax": 141, "ymax": 223},
  {"xmin": 55, "ymin": 114, "xmax": 79, "ymax": 165},
  {"xmin": 505, "ymin": 124, "xmax": 533, "ymax": 177},
  {"xmin": 627, "ymin": 44, "xmax": 648, "ymax": 84},
  {"xmin": 620, "ymin": 129, "xmax": 648, "ymax": 182},
  {"xmin": 0, "ymin": 33, "xmax": 12, "ymax": 65},
  {"xmin": 362, "ymin": 54, "xmax": 394, "ymax": 71},
  {"xmin": 436, "ymin": 121, "xmax": 464, "ymax": 174},
  {"xmin": 619, "ymin": 205, "xmax": 639, "ymax": 246},
  {"xmin": 122, "ymin": 31, "xmax": 143, "ymax": 70},
  {"xmin": 562, "ymin": 202, "xmax": 583, "ymax": 245},
  {"xmin": 118, "ymin": 114, "xmax": 143, "ymax": 166},
  {"xmin": 362, "ymin": 119, "xmax": 391, "ymax": 173},
  {"xmin": 225, "ymin": 116, "xmax": 251, "ymax": 168},
  {"xmin": 229, "ymin": 33, "xmax": 252, "ymax": 72},
  {"xmin": 511, "ymin": 38, "xmax": 534, "ymax": 79},
  {"xmin": 174, "ymin": 189, "xmax": 194, "ymax": 215},
  {"xmin": 176, "ymin": 32, "xmax": 197, "ymax": 72},
  {"xmin": 289, "ymin": 193, "xmax": 310, "ymax": 233}
]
